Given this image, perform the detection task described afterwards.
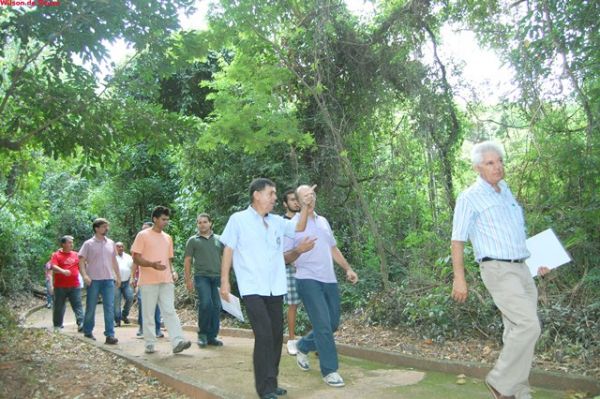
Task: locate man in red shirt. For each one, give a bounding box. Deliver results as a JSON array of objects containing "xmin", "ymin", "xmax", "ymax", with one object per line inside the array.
[{"xmin": 50, "ymin": 235, "xmax": 84, "ymax": 332}]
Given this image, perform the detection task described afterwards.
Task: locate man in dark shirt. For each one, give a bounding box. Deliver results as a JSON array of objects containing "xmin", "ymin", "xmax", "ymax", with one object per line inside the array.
[{"xmin": 184, "ymin": 213, "xmax": 224, "ymax": 348}]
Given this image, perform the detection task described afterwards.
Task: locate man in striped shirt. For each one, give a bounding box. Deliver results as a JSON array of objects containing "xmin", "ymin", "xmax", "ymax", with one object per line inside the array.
[{"xmin": 451, "ymin": 141, "xmax": 550, "ymax": 399}]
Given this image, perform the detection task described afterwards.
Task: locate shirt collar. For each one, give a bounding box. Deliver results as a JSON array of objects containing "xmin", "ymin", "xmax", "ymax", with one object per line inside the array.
[
  {"xmin": 247, "ymin": 205, "xmax": 270, "ymax": 220},
  {"xmin": 291, "ymin": 211, "xmax": 318, "ymax": 221},
  {"xmin": 476, "ymin": 176, "xmax": 507, "ymax": 193},
  {"xmin": 92, "ymin": 235, "xmax": 107, "ymax": 243}
]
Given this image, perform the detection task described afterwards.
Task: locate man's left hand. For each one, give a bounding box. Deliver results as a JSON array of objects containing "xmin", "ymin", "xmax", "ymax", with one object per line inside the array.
[
  {"xmin": 346, "ymin": 269, "xmax": 358, "ymax": 284},
  {"xmin": 537, "ymin": 266, "xmax": 551, "ymax": 277}
]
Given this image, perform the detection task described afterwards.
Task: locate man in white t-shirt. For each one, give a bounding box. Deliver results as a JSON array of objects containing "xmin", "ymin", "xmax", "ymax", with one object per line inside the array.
[{"xmin": 114, "ymin": 242, "xmax": 134, "ymax": 326}]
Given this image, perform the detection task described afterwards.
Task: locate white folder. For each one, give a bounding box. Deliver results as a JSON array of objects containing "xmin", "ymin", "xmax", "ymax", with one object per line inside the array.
[
  {"xmin": 525, "ymin": 228, "xmax": 571, "ymax": 277},
  {"xmin": 221, "ymin": 293, "xmax": 245, "ymax": 322}
]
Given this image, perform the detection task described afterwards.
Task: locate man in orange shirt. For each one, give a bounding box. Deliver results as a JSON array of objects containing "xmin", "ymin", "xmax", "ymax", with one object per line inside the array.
[{"xmin": 131, "ymin": 206, "xmax": 191, "ymax": 355}]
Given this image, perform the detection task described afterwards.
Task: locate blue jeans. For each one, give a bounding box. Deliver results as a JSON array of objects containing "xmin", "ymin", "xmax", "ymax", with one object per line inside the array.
[
  {"xmin": 53, "ymin": 287, "xmax": 84, "ymax": 328},
  {"xmin": 137, "ymin": 289, "xmax": 161, "ymax": 335},
  {"xmin": 83, "ymin": 279, "xmax": 115, "ymax": 337},
  {"xmin": 114, "ymin": 279, "xmax": 134, "ymax": 322},
  {"xmin": 296, "ymin": 279, "xmax": 341, "ymax": 377},
  {"xmin": 194, "ymin": 275, "xmax": 221, "ymax": 340},
  {"xmin": 45, "ymin": 280, "xmax": 53, "ymax": 306}
]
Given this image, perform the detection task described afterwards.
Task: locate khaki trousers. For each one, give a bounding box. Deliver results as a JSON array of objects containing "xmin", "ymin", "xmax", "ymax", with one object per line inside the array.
[
  {"xmin": 140, "ymin": 283, "xmax": 185, "ymax": 349},
  {"xmin": 480, "ymin": 260, "xmax": 541, "ymax": 399}
]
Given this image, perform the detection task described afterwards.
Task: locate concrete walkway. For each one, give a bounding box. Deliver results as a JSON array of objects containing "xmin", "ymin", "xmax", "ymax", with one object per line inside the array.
[{"xmin": 24, "ymin": 305, "xmax": 584, "ymax": 399}]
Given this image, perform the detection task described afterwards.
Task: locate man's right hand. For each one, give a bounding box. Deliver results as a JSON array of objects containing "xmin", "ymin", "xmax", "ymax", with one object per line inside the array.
[
  {"xmin": 185, "ymin": 279, "xmax": 194, "ymax": 292},
  {"xmin": 150, "ymin": 261, "xmax": 166, "ymax": 271},
  {"xmin": 220, "ymin": 280, "xmax": 231, "ymax": 302},
  {"xmin": 452, "ymin": 277, "xmax": 468, "ymax": 303}
]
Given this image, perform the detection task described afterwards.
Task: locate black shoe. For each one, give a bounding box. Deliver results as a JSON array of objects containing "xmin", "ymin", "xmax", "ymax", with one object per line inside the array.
[
  {"xmin": 77, "ymin": 323, "xmax": 83, "ymax": 332},
  {"xmin": 173, "ymin": 340, "xmax": 191, "ymax": 354},
  {"xmin": 197, "ymin": 336, "xmax": 207, "ymax": 348},
  {"xmin": 261, "ymin": 394, "xmax": 278, "ymax": 399},
  {"xmin": 207, "ymin": 338, "xmax": 223, "ymax": 347},
  {"xmin": 156, "ymin": 333, "xmax": 165, "ymax": 338},
  {"xmin": 115, "ymin": 320, "xmax": 121, "ymax": 327},
  {"xmin": 84, "ymin": 333, "xmax": 96, "ymax": 341},
  {"xmin": 274, "ymin": 387, "xmax": 287, "ymax": 396},
  {"xmin": 122, "ymin": 317, "xmax": 130, "ymax": 324},
  {"xmin": 105, "ymin": 336, "xmax": 118, "ymax": 345}
]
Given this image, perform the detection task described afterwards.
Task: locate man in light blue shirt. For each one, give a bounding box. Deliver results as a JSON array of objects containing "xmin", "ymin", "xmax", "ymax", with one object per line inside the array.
[
  {"xmin": 451, "ymin": 141, "xmax": 550, "ymax": 399},
  {"xmin": 220, "ymin": 178, "xmax": 315, "ymax": 399}
]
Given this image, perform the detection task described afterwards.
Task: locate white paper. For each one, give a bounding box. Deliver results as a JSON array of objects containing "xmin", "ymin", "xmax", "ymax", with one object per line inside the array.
[
  {"xmin": 221, "ymin": 293, "xmax": 245, "ymax": 322},
  {"xmin": 525, "ymin": 228, "xmax": 571, "ymax": 277}
]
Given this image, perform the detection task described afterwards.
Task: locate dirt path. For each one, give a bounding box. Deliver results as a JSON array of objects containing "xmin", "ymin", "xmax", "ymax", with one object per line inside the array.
[{"xmin": 18, "ymin": 304, "xmax": 571, "ymax": 399}]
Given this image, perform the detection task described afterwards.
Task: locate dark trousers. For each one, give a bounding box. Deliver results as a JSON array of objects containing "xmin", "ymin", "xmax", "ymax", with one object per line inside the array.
[
  {"xmin": 243, "ymin": 294, "xmax": 283, "ymax": 397},
  {"xmin": 53, "ymin": 287, "xmax": 84, "ymax": 328},
  {"xmin": 194, "ymin": 275, "xmax": 221, "ymax": 340}
]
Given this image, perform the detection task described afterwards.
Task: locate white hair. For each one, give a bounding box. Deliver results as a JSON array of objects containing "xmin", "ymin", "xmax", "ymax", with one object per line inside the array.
[{"xmin": 471, "ymin": 141, "xmax": 505, "ymax": 166}]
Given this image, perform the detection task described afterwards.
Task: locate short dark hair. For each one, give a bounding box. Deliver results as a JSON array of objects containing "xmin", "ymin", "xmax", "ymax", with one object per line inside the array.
[
  {"xmin": 282, "ymin": 189, "xmax": 296, "ymax": 205},
  {"xmin": 60, "ymin": 235, "xmax": 74, "ymax": 244},
  {"xmin": 92, "ymin": 218, "xmax": 108, "ymax": 232},
  {"xmin": 197, "ymin": 213, "xmax": 212, "ymax": 223},
  {"xmin": 249, "ymin": 178, "xmax": 275, "ymax": 201},
  {"xmin": 151, "ymin": 206, "xmax": 170, "ymax": 220}
]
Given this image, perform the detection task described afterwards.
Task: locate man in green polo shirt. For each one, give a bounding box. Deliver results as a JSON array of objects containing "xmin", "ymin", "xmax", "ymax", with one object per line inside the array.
[{"xmin": 184, "ymin": 213, "xmax": 224, "ymax": 348}]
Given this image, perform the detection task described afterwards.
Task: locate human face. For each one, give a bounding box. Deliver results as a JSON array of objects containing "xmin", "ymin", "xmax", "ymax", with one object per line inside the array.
[
  {"xmin": 476, "ymin": 151, "xmax": 504, "ymax": 187},
  {"xmin": 297, "ymin": 185, "xmax": 316, "ymax": 208},
  {"xmin": 115, "ymin": 243, "xmax": 124, "ymax": 256},
  {"xmin": 284, "ymin": 193, "xmax": 300, "ymax": 213},
  {"xmin": 253, "ymin": 185, "xmax": 277, "ymax": 215},
  {"xmin": 61, "ymin": 239, "xmax": 73, "ymax": 252},
  {"xmin": 197, "ymin": 216, "xmax": 212, "ymax": 235},
  {"xmin": 95, "ymin": 223, "xmax": 109, "ymax": 236},
  {"xmin": 153, "ymin": 215, "xmax": 170, "ymax": 231}
]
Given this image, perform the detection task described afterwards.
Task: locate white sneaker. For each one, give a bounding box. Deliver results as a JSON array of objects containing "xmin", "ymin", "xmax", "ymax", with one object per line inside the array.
[
  {"xmin": 323, "ymin": 372, "xmax": 345, "ymax": 387},
  {"xmin": 145, "ymin": 344, "xmax": 155, "ymax": 354},
  {"xmin": 296, "ymin": 350, "xmax": 310, "ymax": 371},
  {"xmin": 286, "ymin": 339, "xmax": 298, "ymax": 355}
]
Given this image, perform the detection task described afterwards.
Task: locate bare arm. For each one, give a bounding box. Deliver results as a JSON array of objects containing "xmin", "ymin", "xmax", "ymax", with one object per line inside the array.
[
  {"xmin": 451, "ymin": 240, "xmax": 468, "ymax": 303},
  {"xmin": 130, "ymin": 262, "xmax": 139, "ymax": 289},
  {"xmin": 132, "ymin": 253, "xmax": 166, "ymax": 270},
  {"xmin": 112, "ymin": 253, "xmax": 121, "ymax": 287},
  {"xmin": 283, "ymin": 237, "xmax": 317, "ymax": 264},
  {"xmin": 79, "ymin": 256, "xmax": 91, "ymax": 287},
  {"xmin": 331, "ymin": 246, "xmax": 358, "ymax": 284},
  {"xmin": 220, "ymin": 246, "xmax": 233, "ymax": 301},
  {"xmin": 169, "ymin": 258, "xmax": 178, "ymax": 282},
  {"xmin": 51, "ymin": 264, "xmax": 71, "ymax": 276},
  {"xmin": 184, "ymin": 256, "xmax": 193, "ymax": 292}
]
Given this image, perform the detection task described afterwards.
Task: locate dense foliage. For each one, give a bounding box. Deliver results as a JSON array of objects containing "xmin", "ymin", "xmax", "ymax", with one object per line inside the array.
[{"xmin": 0, "ymin": 0, "xmax": 598, "ymax": 366}]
